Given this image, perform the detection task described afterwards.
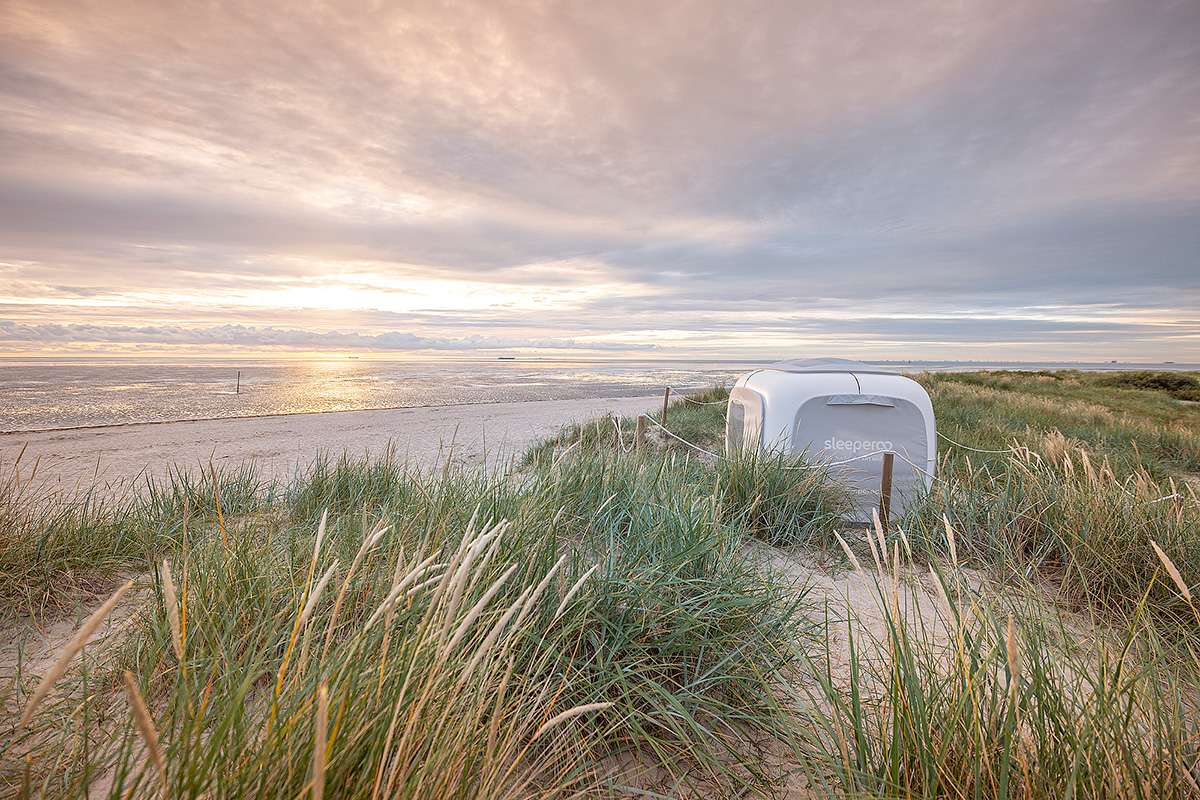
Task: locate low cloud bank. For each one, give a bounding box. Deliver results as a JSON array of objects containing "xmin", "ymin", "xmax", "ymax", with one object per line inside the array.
[{"xmin": 0, "ymin": 321, "xmax": 650, "ymax": 353}]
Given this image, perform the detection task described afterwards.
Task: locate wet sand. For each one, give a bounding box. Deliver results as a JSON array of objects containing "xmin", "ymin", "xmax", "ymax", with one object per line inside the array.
[{"xmin": 0, "ymin": 396, "xmax": 662, "ymax": 492}]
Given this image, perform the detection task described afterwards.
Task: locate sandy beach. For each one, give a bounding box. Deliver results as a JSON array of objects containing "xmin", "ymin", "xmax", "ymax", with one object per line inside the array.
[{"xmin": 0, "ymin": 395, "xmax": 662, "ymax": 492}]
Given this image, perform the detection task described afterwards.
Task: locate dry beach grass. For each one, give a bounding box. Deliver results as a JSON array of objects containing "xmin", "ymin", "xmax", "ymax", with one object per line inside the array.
[{"xmin": 1, "ymin": 370, "xmax": 1199, "ymax": 798}]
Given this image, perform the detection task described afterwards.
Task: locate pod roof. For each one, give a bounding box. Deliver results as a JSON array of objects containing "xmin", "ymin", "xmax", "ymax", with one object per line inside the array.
[{"xmin": 761, "ymin": 357, "xmax": 899, "ymax": 376}]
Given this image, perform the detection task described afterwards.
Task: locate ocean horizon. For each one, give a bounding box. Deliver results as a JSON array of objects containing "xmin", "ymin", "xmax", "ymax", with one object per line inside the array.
[{"xmin": 2, "ymin": 356, "xmax": 1195, "ymax": 434}]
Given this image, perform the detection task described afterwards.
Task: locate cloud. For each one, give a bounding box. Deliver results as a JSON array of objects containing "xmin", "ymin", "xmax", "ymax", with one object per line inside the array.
[
  {"xmin": 0, "ymin": 320, "xmax": 652, "ymax": 353},
  {"xmin": 0, "ymin": 0, "xmax": 1197, "ymax": 359}
]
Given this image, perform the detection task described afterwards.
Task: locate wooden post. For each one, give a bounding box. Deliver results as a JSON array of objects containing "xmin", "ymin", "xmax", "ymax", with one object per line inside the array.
[
  {"xmin": 636, "ymin": 414, "xmax": 647, "ymax": 451},
  {"xmin": 236, "ymin": 371, "xmax": 241, "ymax": 394},
  {"xmin": 662, "ymin": 387, "xmax": 671, "ymax": 426},
  {"xmin": 879, "ymin": 452, "xmax": 895, "ymax": 531}
]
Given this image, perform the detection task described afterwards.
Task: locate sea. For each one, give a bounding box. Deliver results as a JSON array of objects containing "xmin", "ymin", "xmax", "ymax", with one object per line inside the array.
[{"xmin": 0, "ymin": 357, "xmax": 1194, "ymax": 434}]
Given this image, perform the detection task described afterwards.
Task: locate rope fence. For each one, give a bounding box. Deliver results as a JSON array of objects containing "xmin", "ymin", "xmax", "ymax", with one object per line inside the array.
[
  {"xmin": 936, "ymin": 431, "xmax": 1017, "ymax": 454},
  {"xmin": 666, "ymin": 389, "xmax": 729, "ymax": 406},
  {"xmin": 655, "ymin": 389, "xmax": 1184, "ymax": 500},
  {"xmin": 601, "ymin": 387, "xmax": 1185, "ymax": 510},
  {"xmin": 634, "ymin": 415, "xmax": 1179, "ymax": 507}
]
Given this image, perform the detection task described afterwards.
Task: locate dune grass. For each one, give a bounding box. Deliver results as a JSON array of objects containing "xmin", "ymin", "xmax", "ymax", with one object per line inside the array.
[
  {"xmin": 2, "ymin": 436, "xmax": 825, "ymax": 796},
  {"xmin": 781, "ymin": 548, "xmax": 1200, "ymax": 798},
  {"xmin": 2, "ymin": 374, "xmax": 1200, "ymax": 798}
]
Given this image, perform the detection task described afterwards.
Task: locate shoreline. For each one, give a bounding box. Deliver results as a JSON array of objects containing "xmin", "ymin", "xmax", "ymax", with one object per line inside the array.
[
  {"xmin": 0, "ymin": 392, "xmax": 662, "ymax": 436},
  {"xmin": 0, "ymin": 395, "xmax": 663, "ymax": 491}
]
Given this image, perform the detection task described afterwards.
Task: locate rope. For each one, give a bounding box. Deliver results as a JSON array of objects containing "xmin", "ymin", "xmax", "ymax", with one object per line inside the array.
[
  {"xmin": 643, "ymin": 418, "xmax": 941, "ymax": 483},
  {"xmin": 823, "ymin": 449, "xmax": 892, "ymax": 467},
  {"xmin": 666, "ymin": 388, "xmax": 729, "ymax": 406},
  {"xmin": 612, "ymin": 416, "xmax": 633, "ymax": 455},
  {"xmin": 937, "ymin": 432, "xmax": 1017, "ymax": 454},
  {"xmin": 943, "ymin": 437, "xmax": 1184, "ymax": 507},
  {"xmin": 643, "ymin": 417, "xmax": 726, "ymax": 459},
  {"xmin": 641, "ymin": 417, "xmax": 1183, "ymax": 507},
  {"xmin": 1113, "ymin": 481, "xmax": 1181, "ymax": 507},
  {"xmin": 891, "ymin": 451, "xmax": 949, "ymax": 485}
]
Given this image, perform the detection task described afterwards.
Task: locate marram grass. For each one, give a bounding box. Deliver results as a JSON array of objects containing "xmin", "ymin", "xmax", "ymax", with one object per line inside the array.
[{"xmin": 2, "ymin": 376, "xmax": 1200, "ymax": 798}]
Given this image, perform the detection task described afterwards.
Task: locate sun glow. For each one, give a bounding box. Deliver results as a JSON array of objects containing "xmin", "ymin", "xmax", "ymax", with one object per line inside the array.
[{"xmin": 239, "ymin": 275, "xmax": 637, "ymax": 313}]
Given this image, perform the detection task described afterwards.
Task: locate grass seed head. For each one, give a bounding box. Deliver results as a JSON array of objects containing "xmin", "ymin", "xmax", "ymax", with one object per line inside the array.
[
  {"xmin": 20, "ymin": 579, "xmax": 134, "ymax": 727},
  {"xmin": 298, "ymin": 561, "xmax": 340, "ymax": 631},
  {"xmin": 123, "ymin": 671, "xmax": 167, "ymax": 793},
  {"xmin": 943, "ymin": 514, "xmax": 958, "ymax": 565},
  {"xmin": 313, "ymin": 682, "xmax": 328, "ymax": 800},
  {"xmin": 532, "ymin": 702, "xmax": 614, "ymax": 742},
  {"xmin": 1006, "ymin": 615, "xmax": 1022, "ymax": 704},
  {"xmin": 161, "ymin": 559, "xmax": 184, "ymax": 661},
  {"xmin": 835, "ymin": 532, "xmax": 868, "ymax": 587},
  {"xmin": 1151, "ymin": 540, "xmax": 1192, "ymax": 601},
  {"xmin": 553, "ymin": 563, "xmax": 600, "ymax": 622}
]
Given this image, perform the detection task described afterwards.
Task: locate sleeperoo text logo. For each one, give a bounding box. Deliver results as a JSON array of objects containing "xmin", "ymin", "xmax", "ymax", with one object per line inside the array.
[{"xmin": 823, "ymin": 438, "xmax": 893, "ymax": 453}]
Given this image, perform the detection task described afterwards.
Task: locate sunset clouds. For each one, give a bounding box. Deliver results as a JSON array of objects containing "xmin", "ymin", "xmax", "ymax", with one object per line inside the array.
[{"xmin": 1, "ymin": 0, "xmax": 1197, "ymax": 358}]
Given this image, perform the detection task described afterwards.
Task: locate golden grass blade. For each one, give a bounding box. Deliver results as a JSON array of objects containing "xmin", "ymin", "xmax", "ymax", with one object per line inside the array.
[
  {"xmin": 208, "ymin": 459, "xmax": 228, "ymax": 547},
  {"xmin": 552, "ymin": 563, "xmax": 599, "ymax": 622},
  {"xmin": 466, "ymin": 525, "xmax": 508, "ymax": 597},
  {"xmin": 161, "ymin": 560, "xmax": 184, "ymax": 661},
  {"xmin": 892, "ymin": 541, "xmax": 900, "ymax": 612},
  {"xmin": 298, "ymin": 561, "xmax": 340, "ymax": 631},
  {"xmin": 441, "ymin": 524, "xmax": 507, "ymax": 644},
  {"xmin": 310, "ymin": 509, "xmax": 328, "ymax": 580},
  {"xmin": 405, "ymin": 469, "xmax": 433, "ymax": 504},
  {"xmin": 19, "ymin": 579, "xmax": 133, "ymax": 727},
  {"xmin": 867, "ymin": 508, "xmax": 884, "ymax": 575},
  {"xmin": 835, "ymin": 532, "xmax": 868, "ymax": 587},
  {"xmin": 376, "ymin": 548, "xmax": 411, "ymax": 700},
  {"xmin": 511, "ymin": 553, "xmax": 569, "ymax": 633},
  {"xmin": 1151, "ymin": 540, "xmax": 1192, "ymax": 601},
  {"xmin": 531, "ymin": 702, "xmax": 613, "ymax": 742},
  {"xmin": 458, "ymin": 585, "xmax": 531, "ymax": 690},
  {"xmin": 363, "ymin": 553, "xmax": 445, "ymax": 632},
  {"xmin": 1006, "ymin": 615, "xmax": 1022, "ymax": 706},
  {"xmin": 1079, "ymin": 448, "xmax": 1096, "ymax": 484},
  {"xmin": 323, "ymin": 523, "xmax": 390, "ymax": 661},
  {"xmin": 313, "ymin": 682, "xmax": 328, "ymax": 800},
  {"xmin": 486, "ymin": 653, "xmax": 518, "ymax": 768},
  {"xmin": 443, "ymin": 563, "xmax": 519, "ymax": 657},
  {"xmin": 943, "ymin": 514, "xmax": 958, "ymax": 566},
  {"xmin": 274, "ymin": 557, "xmax": 339, "ymax": 699},
  {"xmin": 123, "ymin": 671, "xmax": 167, "ymax": 794}
]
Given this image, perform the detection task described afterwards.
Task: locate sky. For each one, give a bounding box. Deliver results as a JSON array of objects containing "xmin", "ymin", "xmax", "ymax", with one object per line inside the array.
[{"xmin": 1, "ymin": 0, "xmax": 1198, "ymax": 361}]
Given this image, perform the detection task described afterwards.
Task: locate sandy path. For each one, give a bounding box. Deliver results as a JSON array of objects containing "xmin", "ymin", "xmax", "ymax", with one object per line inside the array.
[{"xmin": 0, "ymin": 395, "xmax": 662, "ymax": 492}]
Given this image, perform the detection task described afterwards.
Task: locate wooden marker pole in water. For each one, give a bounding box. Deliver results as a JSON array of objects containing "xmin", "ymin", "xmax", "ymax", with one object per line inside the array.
[
  {"xmin": 661, "ymin": 387, "xmax": 671, "ymax": 427},
  {"xmin": 236, "ymin": 371, "xmax": 241, "ymax": 394},
  {"xmin": 879, "ymin": 452, "xmax": 895, "ymax": 531}
]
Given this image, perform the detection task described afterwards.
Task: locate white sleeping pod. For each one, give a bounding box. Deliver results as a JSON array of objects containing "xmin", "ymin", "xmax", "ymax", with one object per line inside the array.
[{"xmin": 725, "ymin": 357, "xmax": 936, "ymax": 520}]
